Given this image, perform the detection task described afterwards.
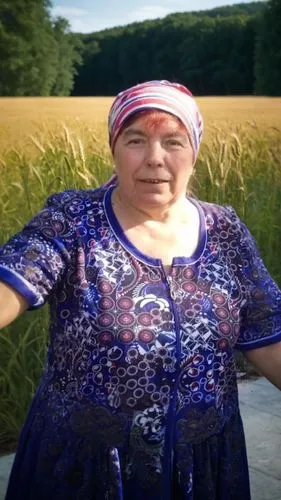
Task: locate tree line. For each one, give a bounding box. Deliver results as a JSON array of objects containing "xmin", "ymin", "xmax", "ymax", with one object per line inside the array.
[
  {"xmin": 0, "ymin": 0, "xmax": 82, "ymax": 96},
  {"xmin": 0, "ymin": 0, "xmax": 280, "ymax": 97}
]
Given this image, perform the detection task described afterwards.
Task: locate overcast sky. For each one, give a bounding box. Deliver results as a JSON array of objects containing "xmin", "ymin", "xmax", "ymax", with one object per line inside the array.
[{"xmin": 51, "ymin": 0, "xmax": 262, "ymax": 33}]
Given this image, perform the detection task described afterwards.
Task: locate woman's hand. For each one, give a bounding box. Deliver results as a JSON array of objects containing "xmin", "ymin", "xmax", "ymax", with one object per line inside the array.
[
  {"xmin": 245, "ymin": 341, "xmax": 281, "ymax": 390},
  {"xmin": 0, "ymin": 281, "xmax": 28, "ymax": 330}
]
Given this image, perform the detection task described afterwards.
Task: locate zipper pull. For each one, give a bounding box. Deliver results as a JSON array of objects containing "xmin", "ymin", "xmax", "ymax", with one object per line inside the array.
[
  {"xmin": 166, "ymin": 275, "xmax": 177, "ymax": 300},
  {"xmin": 167, "ymin": 275, "xmax": 172, "ymax": 285}
]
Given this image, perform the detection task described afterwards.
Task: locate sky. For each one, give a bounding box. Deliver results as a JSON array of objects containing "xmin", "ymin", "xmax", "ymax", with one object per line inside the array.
[{"xmin": 51, "ymin": 0, "xmax": 261, "ymax": 33}]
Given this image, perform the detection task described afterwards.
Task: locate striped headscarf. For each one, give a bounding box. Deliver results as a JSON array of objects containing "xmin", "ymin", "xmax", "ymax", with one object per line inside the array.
[{"xmin": 108, "ymin": 80, "xmax": 203, "ymax": 161}]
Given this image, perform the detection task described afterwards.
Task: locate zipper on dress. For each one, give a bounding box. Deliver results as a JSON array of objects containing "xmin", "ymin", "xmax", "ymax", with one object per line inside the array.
[
  {"xmin": 166, "ymin": 274, "xmax": 182, "ymax": 369},
  {"xmin": 161, "ymin": 267, "xmax": 182, "ymax": 498}
]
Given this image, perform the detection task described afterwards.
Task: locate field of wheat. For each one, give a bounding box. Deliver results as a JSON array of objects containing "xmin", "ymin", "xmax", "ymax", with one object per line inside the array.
[
  {"xmin": 0, "ymin": 96, "xmax": 281, "ymax": 452},
  {"xmin": 1, "ymin": 96, "xmax": 281, "ymax": 153}
]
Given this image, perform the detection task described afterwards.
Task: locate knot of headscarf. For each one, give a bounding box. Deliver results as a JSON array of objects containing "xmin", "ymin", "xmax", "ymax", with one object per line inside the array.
[{"xmin": 108, "ymin": 80, "xmax": 204, "ymax": 162}]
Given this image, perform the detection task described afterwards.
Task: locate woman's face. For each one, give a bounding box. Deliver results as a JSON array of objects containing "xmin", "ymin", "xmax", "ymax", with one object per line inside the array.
[{"xmin": 112, "ymin": 111, "xmax": 194, "ymax": 210}]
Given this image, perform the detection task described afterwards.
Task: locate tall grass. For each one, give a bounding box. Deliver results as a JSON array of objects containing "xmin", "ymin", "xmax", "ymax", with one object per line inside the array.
[
  {"xmin": 0, "ymin": 309, "xmax": 49, "ymax": 452},
  {"xmin": 0, "ymin": 122, "xmax": 281, "ymax": 451},
  {"xmin": 195, "ymin": 124, "xmax": 281, "ymax": 282}
]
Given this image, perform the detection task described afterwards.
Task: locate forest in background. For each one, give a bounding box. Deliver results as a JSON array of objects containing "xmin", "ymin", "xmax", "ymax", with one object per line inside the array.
[{"xmin": 0, "ymin": 0, "xmax": 280, "ymax": 97}]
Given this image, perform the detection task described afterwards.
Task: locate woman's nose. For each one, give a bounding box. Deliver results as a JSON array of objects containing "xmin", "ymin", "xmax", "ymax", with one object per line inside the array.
[{"xmin": 145, "ymin": 142, "xmax": 165, "ymax": 167}]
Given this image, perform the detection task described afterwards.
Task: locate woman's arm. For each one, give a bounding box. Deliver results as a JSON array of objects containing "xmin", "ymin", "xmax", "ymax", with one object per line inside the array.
[
  {"xmin": 245, "ymin": 341, "xmax": 281, "ymax": 390},
  {"xmin": 0, "ymin": 280, "xmax": 29, "ymax": 330}
]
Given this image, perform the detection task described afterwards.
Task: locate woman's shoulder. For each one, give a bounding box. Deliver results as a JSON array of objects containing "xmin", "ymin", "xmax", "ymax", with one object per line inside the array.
[
  {"xmin": 192, "ymin": 197, "xmax": 240, "ymax": 226},
  {"xmin": 46, "ymin": 186, "xmax": 105, "ymax": 206},
  {"xmin": 190, "ymin": 197, "xmax": 246, "ymax": 240},
  {"xmin": 43, "ymin": 186, "xmax": 108, "ymax": 219}
]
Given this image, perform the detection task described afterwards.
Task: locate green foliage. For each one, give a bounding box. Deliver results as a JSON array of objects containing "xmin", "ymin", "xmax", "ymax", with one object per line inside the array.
[
  {"xmin": 0, "ymin": 0, "xmax": 82, "ymax": 96},
  {"xmin": 73, "ymin": 2, "xmax": 265, "ymax": 97},
  {"xmin": 51, "ymin": 18, "xmax": 83, "ymax": 96},
  {"xmin": 1, "ymin": 1, "xmax": 278, "ymax": 97},
  {"xmin": 179, "ymin": 15, "xmax": 256, "ymax": 95},
  {"xmin": 255, "ymin": 0, "xmax": 281, "ymax": 95},
  {"xmin": 184, "ymin": 1, "xmax": 265, "ymax": 18},
  {"xmin": 0, "ymin": 0, "xmax": 57, "ymax": 95}
]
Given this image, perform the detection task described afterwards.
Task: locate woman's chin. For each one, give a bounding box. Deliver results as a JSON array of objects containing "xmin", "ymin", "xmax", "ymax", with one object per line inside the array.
[
  {"xmin": 134, "ymin": 182, "xmax": 170, "ymax": 200},
  {"xmin": 135, "ymin": 191, "xmax": 172, "ymax": 207},
  {"xmin": 117, "ymin": 183, "xmax": 177, "ymax": 208}
]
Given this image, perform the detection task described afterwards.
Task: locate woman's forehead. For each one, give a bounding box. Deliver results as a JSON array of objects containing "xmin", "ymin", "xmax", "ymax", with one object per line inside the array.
[{"xmin": 122, "ymin": 110, "xmax": 187, "ymax": 135}]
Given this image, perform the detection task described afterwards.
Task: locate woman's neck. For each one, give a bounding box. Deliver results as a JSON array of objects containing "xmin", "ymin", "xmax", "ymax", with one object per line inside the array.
[{"xmin": 111, "ymin": 187, "xmax": 191, "ymax": 225}]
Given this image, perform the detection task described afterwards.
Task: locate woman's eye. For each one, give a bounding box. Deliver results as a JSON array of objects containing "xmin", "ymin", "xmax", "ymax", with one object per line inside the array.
[
  {"xmin": 166, "ymin": 139, "xmax": 183, "ymax": 147},
  {"xmin": 127, "ymin": 138, "xmax": 144, "ymax": 145}
]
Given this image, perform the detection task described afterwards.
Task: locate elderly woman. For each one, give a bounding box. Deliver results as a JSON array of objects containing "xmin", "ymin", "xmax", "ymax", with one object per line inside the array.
[{"xmin": 0, "ymin": 80, "xmax": 281, "ymax": 500}]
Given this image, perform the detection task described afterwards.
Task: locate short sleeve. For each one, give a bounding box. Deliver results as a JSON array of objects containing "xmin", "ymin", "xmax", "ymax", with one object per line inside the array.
[
  {"xmin": 0, "ymin": 192, "xmax": 77, "ymax": 310},
  {"xmin": 225, "ymin": 207, "xmax": 281, "ymax": 350}
]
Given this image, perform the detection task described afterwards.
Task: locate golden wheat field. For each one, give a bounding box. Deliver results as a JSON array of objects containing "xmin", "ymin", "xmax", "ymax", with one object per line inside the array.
[{"xmin": 1, "ymin": 96, "xmax": 281, "ymax": 154}]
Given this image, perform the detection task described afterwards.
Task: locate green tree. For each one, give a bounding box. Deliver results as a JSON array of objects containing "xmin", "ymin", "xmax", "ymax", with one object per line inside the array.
[
  {"xmin": 0, "ymin": 0, "xmax": 57, "ymax": 95},
  {"xmin": 179, "ymin": 15, "xmax": 256, "ymax": 95},
  {"xmin": 255, "ymin": 0, "xmax": 281, "ymax": 96},
  {"xmin": 0, "ymin": 0, "xmax": 82, "ymax": 96},
  {"xmin": 51, "ymin": 17, "xmax": 82, "ymax": 96},
  {"xmin": 73, "ymin": 2, "xmax": 263, "ymax": 96},
  {"xmin": 73, "ymin": 39, "xmax": 101, "ymax": 95}
]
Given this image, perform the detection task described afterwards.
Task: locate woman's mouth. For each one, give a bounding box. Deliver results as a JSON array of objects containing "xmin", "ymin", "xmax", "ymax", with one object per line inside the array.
[{"xmin": 140, "ymin": 179, "xmax": 168, "ymax": 184}]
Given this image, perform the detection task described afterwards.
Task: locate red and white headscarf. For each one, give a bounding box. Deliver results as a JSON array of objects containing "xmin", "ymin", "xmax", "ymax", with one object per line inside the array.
[{"xmin": 108, "ymin": 80, "xmax": 204, "ymax": 161}]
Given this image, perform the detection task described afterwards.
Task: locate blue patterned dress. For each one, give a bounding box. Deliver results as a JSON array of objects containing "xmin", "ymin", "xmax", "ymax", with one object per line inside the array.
[{"xmin": 1, "ymin": 185, "xmax": 281, "ymax": 500}]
